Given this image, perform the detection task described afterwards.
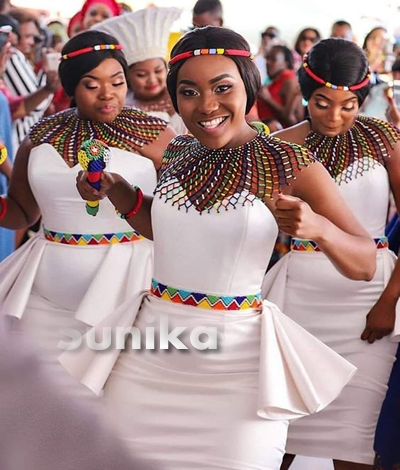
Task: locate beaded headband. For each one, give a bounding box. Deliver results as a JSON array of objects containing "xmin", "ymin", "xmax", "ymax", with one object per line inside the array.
[
  {"xmin": 169, "ymin": 48, "xmax": 253, "ymax": 66},
  {"xmin": 61, "ymin": 44, "xmax": 123, "ymax": 61},
  {"xmin": 302, "ymin": 54, "xmax": 371, "ymax": 91}
]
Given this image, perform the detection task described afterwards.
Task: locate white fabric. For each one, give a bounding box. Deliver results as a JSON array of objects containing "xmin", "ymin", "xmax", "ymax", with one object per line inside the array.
[
  {"xmin": 60, "ymin": 187, "xmax": 356, "ymax": 468},
  {"xmin": 262, "ymin": 161, "xmax": 399, "ymax": 464},
  {"xmin": 0, "ymin": 143, "xmax": 156, "ymax": 362},
  {"xmin": 94, "ymin": 7, "xmax": 182, "ymax": 66}
]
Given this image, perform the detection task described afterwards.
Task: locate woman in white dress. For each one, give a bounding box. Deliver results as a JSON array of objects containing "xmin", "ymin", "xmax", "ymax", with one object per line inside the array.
[
  {"xmin": 263, "ymin": 38, "xmax": 400, "ymax": 470},
  {"xmin": 0, "ymin": 30, "xmax": 174, "ymax": 370},
  {"xmin": 71, "ymin": 27, "xmax": 376, "ymax": 469}
]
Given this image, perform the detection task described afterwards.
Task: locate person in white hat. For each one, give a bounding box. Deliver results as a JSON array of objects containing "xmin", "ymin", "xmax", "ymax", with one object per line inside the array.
[{"xmin": 94, "ymin": 7, "xmax": 187, "ymax": 134}]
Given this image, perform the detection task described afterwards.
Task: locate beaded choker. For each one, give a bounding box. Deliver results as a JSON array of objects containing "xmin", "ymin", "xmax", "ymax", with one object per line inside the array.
[
  {"xmin": 29, "ymin": 108, "xmax": 167, "ymax": 165},
  {"xmin": 155, "ymin": 131, "xmax": 314, "ymax": 213},
  {"xmin": 303, "ymin": 54, "xmax": 371, "ymax": 91},
  {"xmin": 305, "ymin": 115, "xmax": 400, "ymax": 184},
  {"xmin": 169, "ymin": 48, "xmax": 253, "ymax": 66},
  {"xmin": 61, "ymin": 44, "xmax": 123, "ymax": 61}
]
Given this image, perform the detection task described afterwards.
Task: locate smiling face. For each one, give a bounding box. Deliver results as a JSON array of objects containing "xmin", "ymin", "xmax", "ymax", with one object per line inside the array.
[
  {"xmin": 308, "ymin": 87, "xmax": 359, "ymax": 136},
  {"xmin": 176, "ymin": 54, "xmax": 255, "ymax": 149},
  {"xmin": 74, "ymin": 58, "xmax": 127, "ymax": 123},
  {"xmin": 128, "ymin": 58, "xmax": 167, "ymax": 101}
]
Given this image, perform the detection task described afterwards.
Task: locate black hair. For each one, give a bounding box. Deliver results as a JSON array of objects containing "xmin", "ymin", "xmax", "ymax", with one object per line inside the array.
[
  {"xmin": 294, "ymin": 28, "xmax": 321, "ymax": 55},
  {"xmin": 392, "ymin": 59, "xmax": 400, "ymax": 73},
  {"xmin": 167, "ymin": 26, "xmax": 260, "ymax": 114},
  {"xmin": 193, "ymin": 0, "xmax": 222, "ymax": 15},
  {"xmin": 261, "ymin": 26, "xmax": 279, "ymax": 40},
  {"xmin": 268, "ymin": 45, "xmax": 294, "ymax": 70},
  {"xmin": 59, "ymin": 30, "xmax": 129, "ymax": 97},
  {"xmin": 298, "ymin": 38, "xmax": 370, "ymax": 105},
  {"xmin": 332, "ymin": 20, "xmax": 351, "ymax": 29},
  {"xmin": 0, "ymin": 13, "xmax": 18, "ymax": 36}
]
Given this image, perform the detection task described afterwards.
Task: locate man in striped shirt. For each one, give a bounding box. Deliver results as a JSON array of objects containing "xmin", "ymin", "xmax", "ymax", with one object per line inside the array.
[{"xmin": 4, "ymin": 9, "xmax": 59, "ymax": 154}]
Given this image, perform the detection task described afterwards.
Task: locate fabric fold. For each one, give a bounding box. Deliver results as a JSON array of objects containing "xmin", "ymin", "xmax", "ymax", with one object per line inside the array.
[{"xmin": 258, "ymin": 300, "xmax": 357, "ymax": 420}]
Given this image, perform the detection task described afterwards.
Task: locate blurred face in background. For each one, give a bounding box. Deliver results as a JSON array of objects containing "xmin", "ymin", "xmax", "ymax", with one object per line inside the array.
[
  {"xmin": 297, "ymin": 29, "xmax": 319, "ymax": 56},
  {"xmin": 261, "ymin": 28, "xmax": 280, "ymax": 57},
  {"xmin": 128, "ymin": 58, "xmax": 167, "ymax": 101},
  {"xmin": 331, "ymin": 24, "xmax": 353, "ymax": 41},
  {"xmin": 192, "ymin": 10, "xmax": 222, "ymax": 28},
  {"xmin": 17, "ymin": 20, "xmax": 39, "ymax": 56},
  {"xmin": 82, "ymin": 3, "xmax": 113, "ymax": 30}
]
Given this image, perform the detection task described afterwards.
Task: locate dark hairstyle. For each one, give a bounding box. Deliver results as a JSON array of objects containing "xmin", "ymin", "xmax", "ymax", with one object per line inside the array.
[
  {"xmin": 269, "ymin": 45, "xmax": 294, "ymax": 70},
  {"xmin": 332, "ymin": 20, "xmax": 351, "ymax": 29},
  {"xmin": 193, "ymin": 0, "xmax": 222, "ymax": 15},
  {"xmin": 9, "ymin": 8, "xmax": 37, "ymax": 26},
  {"xmin": 261, "ymin": 26, "xmax": 279, "ymax": 40},
  {"xmin": 59, "ymin": 30, "xmax": 129, "ymax": 97},
  {"xmin": 0, "ymin": 13, "xmax": 19, "ymax": 36},
  {"xmin": 298, "ymin": 38, "xmax": 370, "ymax": 105},
  {"xmin": 294, "ymin": 28, "xmax": 321, "ymax": 55},
  {"xmin": 167, "ymin": 26, "xmax": 260, "ymax": 115},
  {"xmin": 362, "ymin": 26, "xmax": 387, "ymax": 51}
]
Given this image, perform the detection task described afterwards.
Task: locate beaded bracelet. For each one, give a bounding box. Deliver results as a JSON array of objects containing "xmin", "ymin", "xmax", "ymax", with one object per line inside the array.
[
  {"xmin": 116, "ymin": 186, "xmax": 143, "ymax": 219},
  {"xmin": 0, "ymin": 196, "xmax": 7, "ymax": 220}
]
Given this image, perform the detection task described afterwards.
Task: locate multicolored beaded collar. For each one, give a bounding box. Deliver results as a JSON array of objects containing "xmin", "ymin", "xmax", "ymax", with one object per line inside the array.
[
  {"xmin": 305, "ymin": 115, "xmax": 400, "ymax": 184},
  {"xmin": 302, "ymin": 54, "xmax": 371, "ymax": 91},
  {"xmin": 155, "ymin": 130, "xmax": 314, "ymax": 213},
  {"xmin": 29, "ymin": 107, "xmax": 167, "ymax": 165}
]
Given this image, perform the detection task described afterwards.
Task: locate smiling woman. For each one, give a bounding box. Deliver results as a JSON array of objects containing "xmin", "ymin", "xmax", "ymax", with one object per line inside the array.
[{"xmin": 60, "ymin": 26, "xmax": 382, "ymax": 470}]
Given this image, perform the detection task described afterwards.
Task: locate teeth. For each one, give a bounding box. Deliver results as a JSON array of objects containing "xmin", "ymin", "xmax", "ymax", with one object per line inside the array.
[{"xmin": 200, "ymin": 117, "xmax": 225, "ymax": 129}]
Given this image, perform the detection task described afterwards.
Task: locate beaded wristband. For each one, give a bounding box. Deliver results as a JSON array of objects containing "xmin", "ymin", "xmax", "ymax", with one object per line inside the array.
[
  {"xmin": 116, "ymin": 186, "xmax": 143, "ymax": 219},
  {"xmin": 0, "ymin": 196, "xmax": 7, "ymax": 220}
]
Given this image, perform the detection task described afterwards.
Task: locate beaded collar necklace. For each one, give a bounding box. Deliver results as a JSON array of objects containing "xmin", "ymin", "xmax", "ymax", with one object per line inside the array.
[
  {"xmin": 305, "ymin": 115, "xmax": 400, "ymax": 184},
  {"xmin": 155, "ymin": 130, "xmax": 314, "ymax": 213},
  {"xmin": 29, "ymin": 107, "xmax": 167, "ymax": 165}
]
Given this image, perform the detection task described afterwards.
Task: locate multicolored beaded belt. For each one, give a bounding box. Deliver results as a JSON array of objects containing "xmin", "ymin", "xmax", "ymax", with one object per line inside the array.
[
  {"xmin": 291, "ymin": 236, "xmax": 389, "ymax": 252},
  {"xmin": 150, "ymin": 279, "xmax": 262, "ymax": 311},
  {"xmin": 43, "ymin": 227, "xmax": 143, "ymax": 245}
]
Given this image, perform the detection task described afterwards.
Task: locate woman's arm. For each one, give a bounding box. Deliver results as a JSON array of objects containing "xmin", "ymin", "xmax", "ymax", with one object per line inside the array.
[
  {"xmin": 258, "ymin": 79, "xmax": 299, "ymax": 127},
  {"xmin": 274, "ymin": 161, "xmax": 376, "ymax": 281},
  {"xmin": 76, "ymin": 171, "xmax": 154, "ymax": 240},
  {"xmin": 0, "ymin": 137, "xmax": 40, "ymax": 229},
  {"xmin": 139, "ymin": 125, "xmax": 176, "ymax": 171},
  {"xmin": 0, "ymin": 157, "xmax": 12, "ymax": 180},
  {"xmin": 361, "ymin": 139, "xmax": 400, "ymax": 342}
]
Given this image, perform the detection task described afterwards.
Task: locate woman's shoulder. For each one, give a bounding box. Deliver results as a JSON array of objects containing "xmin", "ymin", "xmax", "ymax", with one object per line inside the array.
[{"xmin": 272, "ymin": 120, "xmax": 310, "ymax": 145}]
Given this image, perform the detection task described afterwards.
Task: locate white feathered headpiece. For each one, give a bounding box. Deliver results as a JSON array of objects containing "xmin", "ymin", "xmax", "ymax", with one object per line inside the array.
[{"xmin": 93, "ymin": 7, "xmax": 182, "ymax": 66}]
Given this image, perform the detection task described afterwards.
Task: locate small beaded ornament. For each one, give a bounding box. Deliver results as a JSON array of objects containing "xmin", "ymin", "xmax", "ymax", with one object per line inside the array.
[
  {"xmin": 305, "ymin": 115, "xmax": 400, "ymax": 184},
  {"xmin": 302, "ymin": 54, "xmax": 371, "ymax": 91},
  {"xmin": 169, "ymin": 48, "xmax": 253, "ymax": 66},
  {"xmin": 155, "ymin": 129, "xmax": 314, "ymax": 213},
  {"xmin": 78, "ymin": 139, "xmax": 111, "ymax": 216},
  {"xmin": 61, "ymin": 44, "xmax": 123, "ymax": 61}
]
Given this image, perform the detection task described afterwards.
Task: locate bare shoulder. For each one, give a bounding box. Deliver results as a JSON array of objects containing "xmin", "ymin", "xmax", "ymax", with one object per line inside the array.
[{"xmin": 272, "ymin": 120, "xmax": 310, "ymax": 146}]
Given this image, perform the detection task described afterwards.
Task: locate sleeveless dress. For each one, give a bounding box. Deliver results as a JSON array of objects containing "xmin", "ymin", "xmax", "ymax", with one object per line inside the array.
[
  {"xmin": 0, "ymin": 108, "xmax": 166, "ymax": 365},
  {"xmin": 60, "ymin": 130, "xmax": 356, "ymax": 469},
  {"xmin": 263, "ymin": 116, "xmax": 400, "ymax": 464}
]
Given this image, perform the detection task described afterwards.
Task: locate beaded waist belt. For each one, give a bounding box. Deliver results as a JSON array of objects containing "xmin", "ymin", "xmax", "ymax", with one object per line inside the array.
[
  {"xmin": 150, "ymin": 279, "xmax": 262, "ymax": 311},
  {"xmin": 291, "ymin": 236, "xmax": 389, "ymax": 252},
  {"xmin": 43, "ymin": 227, "xmax": 143, "ymax": 245}
]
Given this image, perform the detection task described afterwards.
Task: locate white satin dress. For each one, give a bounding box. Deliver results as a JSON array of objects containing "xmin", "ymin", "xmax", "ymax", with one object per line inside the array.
[
  {"xmin": 59, "ymin": 133, "xmax": 358, "ymax": 469},
  {"xmin": 0, "ymin": 143, "xmax": 156, "ymax": 365},
  {"xmin": 263, "ymin": 158, "xmax": 400, "ymax": 465}
]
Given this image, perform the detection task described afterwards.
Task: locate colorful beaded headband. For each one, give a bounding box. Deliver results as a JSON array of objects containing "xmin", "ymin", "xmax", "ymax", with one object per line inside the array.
[
  {"xmin": 61, "ymin": 44, "xmax": 123, "ymax": 61},
  {"xmin": 302, "ymin": 54, "xmax": 371, "ymax": 91},
  {"xmin": 169, "ymin": 48, "xmax": 253, "ymax": 66}
]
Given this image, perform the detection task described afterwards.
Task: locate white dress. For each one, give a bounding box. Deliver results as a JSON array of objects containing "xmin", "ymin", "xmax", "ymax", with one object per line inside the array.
[
  {"xmin": 0, "ymin": 106, "xmax": 166, "ymax": 367},
  {"xmin": 60, "ymin": 132, "xmax": 357, "ymax": 469},
  {"xmin": 263, "ymin": 117, "xmax": 400, "ymax": 464}
]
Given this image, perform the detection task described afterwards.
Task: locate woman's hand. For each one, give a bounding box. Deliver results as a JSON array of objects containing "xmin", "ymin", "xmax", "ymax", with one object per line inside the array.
[
  {"xmin": 274, "ymin": 193, "xmax": 324, "ymax": 239},
  {"xmin": 361, "ymin": 296, "xmax": 396, "ymax": 343},
  {"xmin": 76, "ymin": 170, "xmax": 121, "ymax": 201}
]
